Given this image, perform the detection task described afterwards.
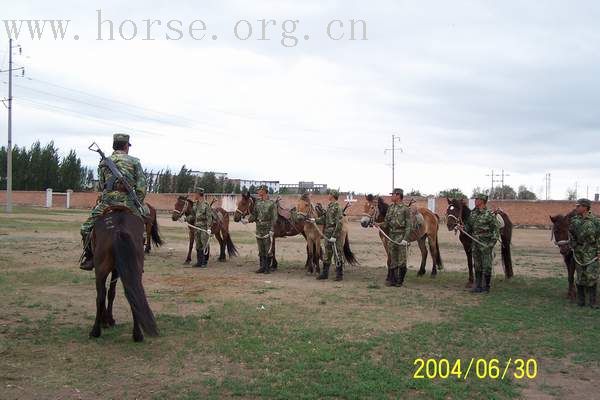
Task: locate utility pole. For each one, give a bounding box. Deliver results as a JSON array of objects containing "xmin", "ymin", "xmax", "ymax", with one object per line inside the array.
[
  {"xmin": 544, "ymin": 173, "xmax": 551, "ymax": 200},
  {"xmin": 1, "ymin": 39, "xmax": 24, "ymax": 213},
  {"xmin": 384, "ymin": 135, "xmax": 402, "ymax": 192}
]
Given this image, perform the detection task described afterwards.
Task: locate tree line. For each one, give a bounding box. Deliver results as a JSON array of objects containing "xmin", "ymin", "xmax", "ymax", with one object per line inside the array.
[
  {"xmin": 437, "ymin": 185, "xmax": 538, "ymax": 200},
  {"xmin": 145, "ymin": 166, "xmax": 242, "ymax": 194},
  {"xmin": 0, "ymin": 141, "xmax": 93, "ymax": 192}
]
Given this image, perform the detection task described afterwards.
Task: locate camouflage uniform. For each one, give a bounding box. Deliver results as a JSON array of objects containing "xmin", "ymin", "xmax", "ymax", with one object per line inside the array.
[
  {"xmin": 569, "ymin": 205, "xmax": 600, "ymax": 307},
  {"xmin": 380, "ymin": 201, "xmax": 412, "ymax": 286},
  {"xmin": 248, "ymin": 190, "xmax": 277, "ymax": 273},
  {"xmin": 315, "ymin": 200, "xmax": 344, "ymax": 280},
  {"xmin": 465, "ymin": 200, "xmax": 499, "ymax": 292},
  {"xmin": 187, "ymin": 195, "xmax": 213, "ymax": 267}
]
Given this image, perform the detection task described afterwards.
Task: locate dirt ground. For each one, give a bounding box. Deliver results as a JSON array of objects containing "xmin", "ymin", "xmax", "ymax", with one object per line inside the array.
[{"xmin": 0, "ymin": 208, "xmax": 584, "ymax": 399}]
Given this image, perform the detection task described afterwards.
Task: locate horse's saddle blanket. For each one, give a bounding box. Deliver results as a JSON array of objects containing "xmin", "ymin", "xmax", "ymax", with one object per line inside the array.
[
  {"xmin": 496, "ymin": 213, "xmax": 505, "ymax": 229},
  {"xmin": 409, "ymin": 208, "xmax": 425, "ymax": 233},
  {"xmin": 210, "ymin": 209, "xmax": 224, "ymax": 225},
  {"xmin": 278, "ymin": 204, "xmax": 292, "ymax": 220}
]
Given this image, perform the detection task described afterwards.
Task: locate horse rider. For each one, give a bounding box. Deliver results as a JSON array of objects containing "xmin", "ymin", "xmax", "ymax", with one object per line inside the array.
[
  {"xmin": 313, "ymin": 189, "xmax": 345, "ymax": 281},
  {"xmin": 569, "ymin": 198, "xmax": 600, "ymax": 308},
  {"xmin": 375, "ymin": 188, "xmax": 412, "ymax": 287},
  {"xmin": 187, "ymin": 188, "xmax": 213, "ymax": 268},
  {"xmin": 463, "ymin": 193, "xmax": 500, "ymax": 293},
  {"xmin": 243, "ymin": 185, "xmax": 277, "ymax": 274},
  {"xmin": 79, "ymin": 133, "xmax": 147, "ymax": 270}
]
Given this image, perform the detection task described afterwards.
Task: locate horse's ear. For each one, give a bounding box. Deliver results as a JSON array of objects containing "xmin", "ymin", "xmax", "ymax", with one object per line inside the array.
[
  {"xmin": 446, "ymin": 197, "xmax": 451, "ymax": 204},
  {"xmin": 549, "ymin": 215, "xmax": 556, "ymax": 223},
  {"xmin": 366, "ymin": 194, "xmax": 374, "ymax": 202},
  {"xmin": 461, "ymin": 198, "xmax": 468, "ymax": 206}
]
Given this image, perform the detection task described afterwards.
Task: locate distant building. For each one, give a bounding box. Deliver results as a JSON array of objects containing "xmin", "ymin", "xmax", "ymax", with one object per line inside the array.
[
  {"xmin": 280, "ymin": 181, "xmax": 328, "ymax": 194},
  {"xmin": 230, "ymin": 179, "xmax": 280, "ymax": 193},
  {"xmin": 189, "ymin": 171, "xmax": 228, "ymax": 180}
]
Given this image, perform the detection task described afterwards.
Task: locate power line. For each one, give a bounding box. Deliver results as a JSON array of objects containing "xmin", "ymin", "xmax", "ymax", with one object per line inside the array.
[{"xmin": 384, "ymin": 134, "xmax": 403, "ymax": 192}]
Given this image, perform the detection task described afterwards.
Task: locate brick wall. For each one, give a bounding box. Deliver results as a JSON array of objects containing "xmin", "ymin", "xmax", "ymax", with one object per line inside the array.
[{"xmin": 2, "ymin": 191, "xmax": 596, "ymax": 227}]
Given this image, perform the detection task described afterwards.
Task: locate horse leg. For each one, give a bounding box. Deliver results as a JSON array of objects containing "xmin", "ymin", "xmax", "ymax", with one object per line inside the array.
[
  {"xmin": 567, "ymin": 258, "xmax": 576, "ymax": 301},
  {"xmin": 428, "ymin": 236, "xmax": 438, "ymax": 277},
  {"xmin": 216, "ymin": 229, "xmax": 226, "ymax": 261},
  {"xmin": 462, "ymin": 236, "xmax": 474, "ymax": 288},
  {"xmin": 314, "ymin": 239, "xmax": 321, "ymax": 274},
  {"xmin": 416, "ymin": 238, "xmax": 428, "ymax": 276},
  {"xmin": 131, "ymin": 306, "xmax": 144, "ymax": 342},
  {"xmin": 144, "ymin": 223, "xmax": 151, "ymax": 254},
  {"xmin": 90, "ymin": 274, "xmax": 108, "ymax": 338},
  {"xmin": 270, "ymin": 238, "xmax": 278, "ymax": 270},
  {"xmin": 184, "ymin": 228, "xmax": 193, "ymax": 264},
  {"xmin": 306, "ymin": 243, "xmax": 313, "ymax": 274},
  {"xmin": 103, "ymin": 271, "xmax": 118, "ymax": 328}
]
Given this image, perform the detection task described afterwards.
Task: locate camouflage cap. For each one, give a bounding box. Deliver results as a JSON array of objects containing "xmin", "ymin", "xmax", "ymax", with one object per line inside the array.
[
  {"xmin": 328, "ymin": 189, "xmax": 339, "ymax": 200},
  {"xmin": 194, "ymin": 187, "xmax": 205, "ymax": 195},
  {"xmin": 113, "ymin": 133, "xmax": 131, "ymax": 145},
  {"xmin": 390, "ymin": 188, "xmax": 404, "ymax": 196},
  {"xmin": 257, "ymin": 185, "xmax": 269, "ymax": 192},
  {"xmin": 576, "ymin": 198, "xmax": 592, "ymax": 208},
  {"xmin": 474, "ymin": 193, "xmax": 488, "ymax": 202}
]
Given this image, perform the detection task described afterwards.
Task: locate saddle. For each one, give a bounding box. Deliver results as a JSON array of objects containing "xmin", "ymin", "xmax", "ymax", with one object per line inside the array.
[
  {"xmin": 409, "ymin": 208, "xmax": 425, "ymax": 232},
  {"xmin": 277, "ymin": 203, "xmax": 292, "ymax": 220},
  {"xmin": 101, "ymin": 205, "xmax": 133, "ymax": 216}
]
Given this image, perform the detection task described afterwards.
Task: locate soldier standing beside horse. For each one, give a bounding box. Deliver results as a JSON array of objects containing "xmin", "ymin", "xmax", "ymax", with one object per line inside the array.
[
  {"xmin": 79, "ymin": 133, "xmax": 147, "ymax": 270},
  {"xmin": 187, "ymin": 188, "xmax": 214, "ymax": 268},
  {"xmin": 242, "ymin": 185, "xmax": 278, "ymax": 274},
  {"xmin": 311, "ymin": 190, "xmax": 345, "ymax": 281}
]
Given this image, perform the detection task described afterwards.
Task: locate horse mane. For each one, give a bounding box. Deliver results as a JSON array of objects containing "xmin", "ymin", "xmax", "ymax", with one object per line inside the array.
[
  {"xmin": 366, "ymin": 194, "xmax": 374, "ymax": 202},
  {"xmin": 460, "ymin": 200, "xmax": 471, "ymax": 221},
  {"xmin": 300, "ymin": 193, "xmax": 310, "ymax": 202},
  {"xmin": 377, "ymin": 197, "xmax": 389, "ymax": 217}
]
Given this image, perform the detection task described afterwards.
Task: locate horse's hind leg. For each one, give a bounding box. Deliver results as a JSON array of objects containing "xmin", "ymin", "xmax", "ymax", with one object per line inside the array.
[
  {"xmin": 216, "ymin": 230, "xmax": 226, "ymax": 261},
  {"xmin": 568, "ymin": 261, "xmax": 576, "ymax": 301},
  {"xmin": 416, "ymin": 238, "xmax": 428, "ymax": 276},
  {"xmin": 428, "ymin": 237, "xmax": 438, "ymax": 277},
  {"xmin": 185, "ymin": 229, "xmax": 194, "ymax": 264},
  {"xmin": 103, "ymin": 271, "xmax": 118, "ymax": 328},
  {"xmin": 90, "ymin": 275, "xmax": 108, "ymax": 338},
  {"xmin": 131, "ymin": 309, "xmax": 144, "ymax": 342},
  {"xmin": 144, "ymin": 223, "xmax": 152, "ymax": 254}
]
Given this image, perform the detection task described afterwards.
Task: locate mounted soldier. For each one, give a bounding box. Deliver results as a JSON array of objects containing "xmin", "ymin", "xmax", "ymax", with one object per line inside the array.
[{"xmin": 79, "ymin": 133, "xmax": 147, "ymax": 270}]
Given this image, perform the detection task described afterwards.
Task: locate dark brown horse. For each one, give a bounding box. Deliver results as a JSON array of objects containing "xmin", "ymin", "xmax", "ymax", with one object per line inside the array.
[
  {"xmin": 550, "ymin": 210, "xmax": 577, "ymax": 301},
  {"xmin": 171, "ymin": 196, "xmax": 238, "ymax": 264},
  {"xmin": 364, "ymin": 195, "xmax": 442, "ymax": 277},
  {"xmin": 90, "ymin": 206, "xmax": 158, "ymax": 342},
  {"xmin": 445, "ymin": 198, "xmax": 514, "ymax": 287},
  {"xmin": 143, "ymin": 203, "xmax": 163, "ymax": 253}
]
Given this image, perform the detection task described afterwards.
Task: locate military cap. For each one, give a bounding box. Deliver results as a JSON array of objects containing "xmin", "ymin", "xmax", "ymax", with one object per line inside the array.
[
  {"xmin": 474, "ymin": 193, "xmax": 488, "ymax": 202},
  {"xmin": 328, "ymin": 189, "xmax": 339, "ymax": 200},
  {"xmin": 576, "ymin": 198, "xmax": 592, "ymax": 208},
  {"xmin": 257, "ymin": 185, "xmax": 269, "ymax": 192},
  {"xmin": 390, "ymin": 188, "xmax": 404, "ymax": 196},
  {"xmin": 113, "ymin": 133, "xmax": 131, "ymax": 145},
  {"xmin": 194, "ymin": 187, "xmax": 205, "ymax": 195}
]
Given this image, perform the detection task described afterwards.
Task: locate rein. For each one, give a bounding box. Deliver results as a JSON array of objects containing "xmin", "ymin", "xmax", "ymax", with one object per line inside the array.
[
  {"xmin": 172, "ymin": 199, "xmax": 191, "ymax": 219},
  {"xmin": 446, "ymin": 214, "xmax": 488, "ymax": 247}
]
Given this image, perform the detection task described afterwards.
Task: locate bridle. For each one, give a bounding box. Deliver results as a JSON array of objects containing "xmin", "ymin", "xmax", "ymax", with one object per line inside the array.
[
  {"xmin": 172, "ymin": 198, "xmax": 191, "ymax": 220},
  {"xmin": 235, "ymin": 196, "xmax": 254, "ymax": 219},
  {"xmin": 363, "ymin": 201, "xmax": 380, "ymax": 225}
]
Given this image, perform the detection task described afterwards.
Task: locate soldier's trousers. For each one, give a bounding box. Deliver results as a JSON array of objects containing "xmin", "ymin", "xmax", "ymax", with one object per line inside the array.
[
  {"xmin": 389, "ymin": 239, "xmax": 407, "ymax": 269},
  {"xmin": 80, "ymin": 197, "xmax": 143, "ymax": 239},
  {"xmin": 324, "ymin": 237, "xmax": 344, "ymax": 267},
  {"xmin": 473, "ymin": 244, "xmax": 494, "ymax": 274},
  {"xmin": 576, "ymin": 260, "xmax": 599, "ymax": 287},
  {"xmin": 195, "ymin": 228, "xmax": 210, "ymax": 253},
  {"xmin": 256, "ymin": 234, "xmax": 272, "ymax": 258}
]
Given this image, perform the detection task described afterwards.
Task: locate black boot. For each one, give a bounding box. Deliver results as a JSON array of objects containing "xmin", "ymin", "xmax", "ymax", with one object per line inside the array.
[
  {"xmin": 483, "ymin": 274, "xmax": 492, "ymax": 293},
  {"xmin": 269, "ymin": 257, "xmax": 277, "ymax": 271},
  {"xmin": 334, "ymin": 265, "xmax": 344, "ymax": 281},
  {"xmin": 317, "ymin": 263, "xmax": 330, "ymax": 280},
  {"xmin": 385, "ymin": 268, "xmax": 396, "ymax": 287},
  {"xmin": 397, "ymin": 266, "xmax": 407, "ymax": 287},
  {"xmin": 79, "ymin": 237, "xmax": 94, "ymax": 271},
  {"xmin": 263, "ymin": 257, "xmax": 271, "ymax": 274},
  {"xmin": 577, "ymin": 285, "xmax": 585, "ymax": 307},
  {"xmin": 194, "ymin": 250, "xmax": 203, "ymax": 267},
  {"xmin": 589, "ymin": 285, "xmax": 598, "ymax": 309},
  {"xmin": 255, "ymin": 256, "xmax": 266, "ymax": 273},
  {"xmin": 201, "ymin": 252, "xmax": 209, "ymax": 268},
  {"xmin": 471, "ymin": 272, "xmax": 484, "ymax": 293}
]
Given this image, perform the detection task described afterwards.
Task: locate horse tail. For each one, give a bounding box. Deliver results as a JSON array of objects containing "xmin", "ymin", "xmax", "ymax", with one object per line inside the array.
[
  {"xmin": 225, "ymin": 233, "xmax": 238, "ymax": 257},
  {"xmin": 500, "ymin": 213, "xmax": 514, "ymax": 279},
  {"xmin": 150, "ymin": 213, "xmax": 163, "ymax": 247},
  {"xmin": 113, "ymin": 230, "xmax": 159, "ymax": 337},
  {"xmin": 435, "ymin": 237, "xmax": 443, "ymax": 268},
  {"xmin": 343, "ymin": 235, "xmax": 359, "ymax": 266}
]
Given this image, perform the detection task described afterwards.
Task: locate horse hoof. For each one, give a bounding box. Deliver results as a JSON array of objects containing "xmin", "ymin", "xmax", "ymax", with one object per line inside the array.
[
  {"xmin": 430, "ymin": 273, "xmax": 437, "ymax": 278},
  {"xmin": 465, "ymin": 282, "xmax": 474, "ymax": 288},
  {"xmin": 184, "ymin": 260, "xmax": 191, "ymax": 265},
  {"xmin": 145, "ymin": 249, "xmax": 150, "ymax": 254},
  {"xmin": 218, "ymin": 258, "xmax": 226, "ymax": 262},
  {"xmin": 133, "ymin": 334, "xmax": 144, "ymax": 342},
  {"xmin": 417, "ymin": 270, "xmax": 425, "ymax": 277},
  {"xmin": 89, "ymin": 327, "xmax": 101, "ymax": 338}
]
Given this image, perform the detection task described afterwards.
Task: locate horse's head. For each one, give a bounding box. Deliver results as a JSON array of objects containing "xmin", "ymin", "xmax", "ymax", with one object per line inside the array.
[
  {"xmin": 446, "ymin": 198, "xmax": 466, "ymax": 231},
  {"xmin": 550, "ymin": 212, "xmax": 574, "ymax": 256},
  {"xmin": 172, "ymin": 195, "xmax": 191, "ymax": 221},
  {"xmin": 234, "ymin": 192, "xmax": 254, "ymax": 222},
  {"xmin": 294, "ymin": 193, "xmax": 314, "ymax": 222},
  {"xmin": 361, "ymin": 194, "xmax": 379, "ymax": 228}
]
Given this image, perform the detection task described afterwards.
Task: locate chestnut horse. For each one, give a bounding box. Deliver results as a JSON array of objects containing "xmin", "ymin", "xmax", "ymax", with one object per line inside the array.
[
  {"xmin": 364, "ymin": 195, "xmax": 442, "ymax": 277},
  {"xmin": 294, "ymin": 195, "xmax": 358, "ymax": 274},
  {"xmin": 550, "ymin": 210, "xmax": 577, "ymax": 301},
  {"xmin": 90, "ymin": 206, "xmax": 158, "ymax": 342},
  {"xmin": 171, "ymin": 196, "xmax": 238, "ymax": 264},
  {"xmin": 143, "ymin": 203, "xmax": 163, "ymax": 254},
  {"xmin": 445, "ymin": 198, "xmax": 514, "ymax": 287}
]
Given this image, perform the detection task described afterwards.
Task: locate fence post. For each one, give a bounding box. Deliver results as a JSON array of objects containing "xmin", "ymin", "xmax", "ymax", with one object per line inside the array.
[
  {"xmin": 427, "ymin": 196, "xmax": 436, "ymax": 212},
  {"xmin": 66, "ymin": 189, "xmax": 73, "ymax": 209},
  {"xmin": 46, "ymin": 188, "xmax": 53, "ymax": 208}
]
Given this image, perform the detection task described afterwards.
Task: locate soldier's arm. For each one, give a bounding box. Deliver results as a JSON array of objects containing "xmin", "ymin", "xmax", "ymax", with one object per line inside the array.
[
  {"xmin": 464, "ymin": 213, "xmax": 474, "ymax": 234},
  {"xmin": 135, "ymin": 160, "xmax": 147, "ymax": 202},
  {"xmin": 490, "ymin": 214, "xmax": 500, "ymax": 244},
  {"xmin": 332, "ymin": 205, "xmax": 343, "ymax": 238},
  {"xmin": 247, "ymin": 204, "xmax": 257, "ymax": 223},
  {"xmin": 403, "ymin": 207, "xmax": 412, "ymax": 242},
  {"xmin": 186, "ymin": 203, "xmax": 197, "ymax": 224},
  {"xmin": 98, "ymin": 165, "xmax": 105, "ymax": 191},
  {"xmin": 271, "ymin": 202, "xmax": 278, "ymax": 231},
  {"xmin": 206, "ymin": 203, "xmax": 214, "ymax": 227}
]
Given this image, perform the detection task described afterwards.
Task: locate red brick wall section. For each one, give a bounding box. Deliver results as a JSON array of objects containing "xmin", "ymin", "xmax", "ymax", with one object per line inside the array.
[{"xmin": 2, "ymin": 191, "xmax": 598, "ymax": 227}]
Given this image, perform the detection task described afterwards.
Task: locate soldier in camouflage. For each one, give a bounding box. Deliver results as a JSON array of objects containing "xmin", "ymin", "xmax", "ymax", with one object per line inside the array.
[
  {"xmin": 245, "ymin": 185, "xmax": 277, "ymax": 274},
  {"xmin": 187, "ymin": 188, "xmax": 213, "ymax": 268},
  {"xmin": 464, "ymin": 194, "xmax": 500, "ymax": 293},
  {"xmin": 376, "ymin": 188, "xmax": 412, "ymax": 287},
  {"xmin": 79, "ymin": 133, "xmax": 147, "ymax": 270},
  {"xmin": 569, "ymin": 198, "xmax": 600, "ymax": 308},
  {"xmin": 313, "ymin": 190, "xmax": 345, "ymax": 281}
]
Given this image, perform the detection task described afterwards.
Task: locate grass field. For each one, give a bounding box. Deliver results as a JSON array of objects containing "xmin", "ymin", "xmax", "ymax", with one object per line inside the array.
[{"xmin": 1, "ymin": 206, "xmax": 598, "ymax": 399}]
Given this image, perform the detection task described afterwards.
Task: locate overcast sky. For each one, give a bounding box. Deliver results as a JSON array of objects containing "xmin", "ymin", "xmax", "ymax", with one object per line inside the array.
[{"xmin": 1, "ymin": 0, "xmax": 599, "ymax": 199}]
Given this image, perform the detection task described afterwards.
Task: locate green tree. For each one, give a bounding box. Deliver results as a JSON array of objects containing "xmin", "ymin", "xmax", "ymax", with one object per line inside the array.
[
  {"xmin": 58, "ymin": 150, "xmax": 83, "ymax": 191},
  {"xmin": 176, "ymin": 165, "xmax": 194, "ymax": 193},
  {"xmin": 438, "ymin": 188, "xmax": 467, "ymax": 199},
  {"xmin": 407, "ymin": 189, "xmax": 422, "ymax": 197},
  {"xmin": 517, "ymin": 185, "xmax": 537, "ymax": 200},
  {"xmin": 490, "ymin": 185, "xmax": 516, "ymax": 200},
  {"xmin": 200, "ymin": 172, "xmax": 218, "ymax": 193},
  {"xmin": 566, "ymin": 187, "xmax": 577, "ymax": 201},
  {"xmin": 159, "ymin": 169, "xmax": 173, "ymax": 193}
]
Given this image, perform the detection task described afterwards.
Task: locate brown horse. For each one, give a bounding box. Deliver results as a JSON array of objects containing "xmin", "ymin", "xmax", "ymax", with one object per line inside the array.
[
  {"xmin": 90, "ymin": 206, "xmax": 158, "ymax": 342},
  {"xmin": 364, "ymin": 195, "xmax": 442, "ymax": 277},
  {"xmin": 143, "ymin": 203, "xmax": 163, "ymax": 253},
  {"xmin": 171, "ymin": 196, "xmax": 238, "ymax": 264},
  {"xmin": 550, "ymin": 210, "xmax": 577, "ymax": 301},
  {"xmin": 445, "ymin": 198, "xmax": 514, "ymax": 287}
]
